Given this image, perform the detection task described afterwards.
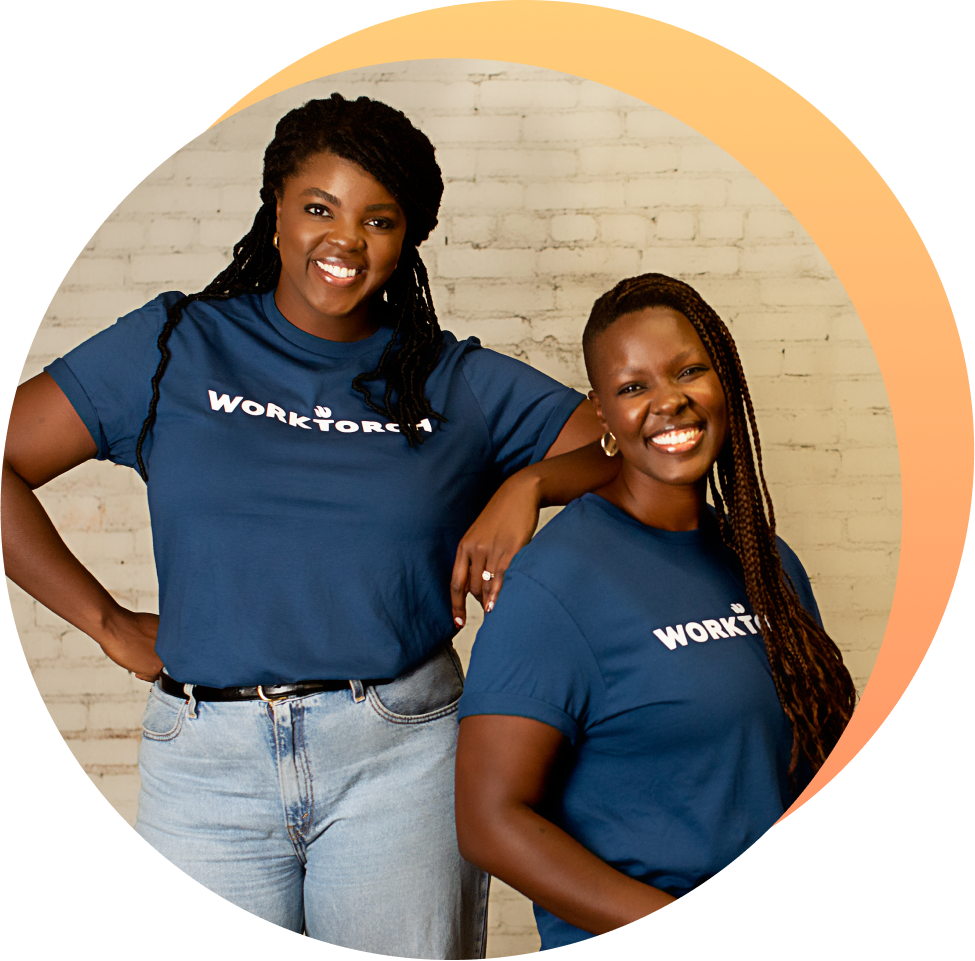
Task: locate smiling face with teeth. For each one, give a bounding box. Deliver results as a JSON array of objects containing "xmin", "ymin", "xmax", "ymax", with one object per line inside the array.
[
  {"xmin": 274, "ymin": 151, "xmax": 408, "ymax": 342},
  {"xmin": 588, "ymin": 306, "xmax": 729, "ymax": 530}
]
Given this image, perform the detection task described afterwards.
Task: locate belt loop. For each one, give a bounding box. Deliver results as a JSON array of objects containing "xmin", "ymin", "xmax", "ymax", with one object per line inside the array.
[
  {"xmin": 349, "ymin": 679, "xmax": 365, "ymax": 703},
  {"xmin": 183, "ymin": 683, "xmax": 197, "ymax": 719}
]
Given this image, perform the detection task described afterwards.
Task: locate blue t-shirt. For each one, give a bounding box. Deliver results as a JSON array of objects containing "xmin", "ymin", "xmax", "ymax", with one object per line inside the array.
[
  {"xmin": 458, "ymin": 494, "xmax": 819, "ymax": 950},
  {"xmin": 46, "ymin": 290, "xmax": 583, "ymax": 686}
]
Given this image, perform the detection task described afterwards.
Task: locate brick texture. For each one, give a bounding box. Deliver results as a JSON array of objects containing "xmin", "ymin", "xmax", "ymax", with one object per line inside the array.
[{"xmin": 9, "ymin": 59, "xmax": 899, "ymax": 954}]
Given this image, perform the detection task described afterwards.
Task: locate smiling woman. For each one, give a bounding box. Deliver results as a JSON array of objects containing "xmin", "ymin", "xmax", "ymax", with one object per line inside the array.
[
  {"xmin": 1, "ymin": 92, "xmax": 614, "ymax": 958},
  {"xmin": 455, "ymin": 272, "xmax": 857, "ymax": 950}
]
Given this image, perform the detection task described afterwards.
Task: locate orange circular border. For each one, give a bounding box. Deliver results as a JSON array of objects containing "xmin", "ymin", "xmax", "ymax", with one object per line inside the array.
[{"xmin": 215, "ymin": 1, "xmax": 970, "ymax": 809}]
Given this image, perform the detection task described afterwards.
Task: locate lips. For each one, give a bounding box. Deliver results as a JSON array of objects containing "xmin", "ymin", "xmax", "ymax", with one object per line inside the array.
[
  {"xmin": 649, "ymin": 424, "xmax": 703, "ymax": 453},
  {"xmin": 313, "ymin": 259, "xmax": 363, "ymax": 286}
]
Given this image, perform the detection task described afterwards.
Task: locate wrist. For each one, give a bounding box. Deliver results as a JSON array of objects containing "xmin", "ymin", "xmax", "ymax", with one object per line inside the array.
[{"xmin": 83, "ymin": 597, "xmax": 128, "ymax": 648}]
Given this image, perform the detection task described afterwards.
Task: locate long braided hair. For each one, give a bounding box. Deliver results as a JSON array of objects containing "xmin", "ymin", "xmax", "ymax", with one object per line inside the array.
[
  {"xmin": 582, "ymin": 273, "xmax": 857, "ymax": 776},
  {"xmin": 134, "ymin": 93, "xmax": 446, "ymax": 479}
]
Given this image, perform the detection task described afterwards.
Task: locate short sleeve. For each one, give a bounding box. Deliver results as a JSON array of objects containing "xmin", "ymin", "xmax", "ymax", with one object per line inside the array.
[
  {"xmin": 458, "ymin": 571, "xmax": 604, "ymax": 744},
  {"xmin": 776, "ymin": 537, "xmax": 824, "ymax": 629},
  {"xmin": 459, "ymin": 344, "xmax": 585, "ymax": 477},
  {"xmin": 44, "ymin": 292, "xmax": 181, "ymax": 468}
]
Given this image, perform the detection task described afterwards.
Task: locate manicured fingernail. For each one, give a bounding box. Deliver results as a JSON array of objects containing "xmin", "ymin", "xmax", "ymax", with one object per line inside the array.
[
  {"xmin": 455, "ymin": 617, "xmax": 464, "ymax": 627},
  {"xmin": 485, "ymin": 601, "xmax": 494, "ymax": 613}
]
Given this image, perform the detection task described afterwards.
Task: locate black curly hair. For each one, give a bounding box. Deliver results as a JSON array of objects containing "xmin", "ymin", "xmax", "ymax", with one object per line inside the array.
[{"xmin": 135, "ymin": 93, "xmax": 446, "ymax": 479}]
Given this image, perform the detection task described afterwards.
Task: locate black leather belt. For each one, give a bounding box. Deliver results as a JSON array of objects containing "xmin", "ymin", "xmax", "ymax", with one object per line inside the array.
[{"xmin": 158, "ymin": 673, "xmax": 391, "ymax": 703}]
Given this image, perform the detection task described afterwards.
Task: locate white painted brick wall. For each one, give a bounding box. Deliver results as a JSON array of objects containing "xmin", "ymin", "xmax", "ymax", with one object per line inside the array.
[{"xmin": 7, "ymin": 59, "xmax": 899, "ymax": 956}]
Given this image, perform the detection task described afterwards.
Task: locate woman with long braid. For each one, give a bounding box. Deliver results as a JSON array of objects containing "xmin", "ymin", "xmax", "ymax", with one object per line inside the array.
[
  {"xmin": 455, "ymin": 273, "xmax": 857, "ymax": 950},
  {"xmin": 1, "ymin": 95, "xmax": 617, "ymax": 957}
]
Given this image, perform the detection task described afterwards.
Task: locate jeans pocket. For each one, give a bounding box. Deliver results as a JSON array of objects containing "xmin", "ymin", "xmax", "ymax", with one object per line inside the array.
[
  {"xmin": 141, "ymin": 687, "xmax": 187, "ymax": 741},
  {"xmin": 367, "ymin": 645, "xmax": 465, "ymax": 724}
]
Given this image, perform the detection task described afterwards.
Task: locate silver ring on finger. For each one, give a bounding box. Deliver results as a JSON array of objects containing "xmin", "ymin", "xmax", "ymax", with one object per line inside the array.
[{"xmin": 482, "ymin": 570, "xmax": 495, "ymax": 582}]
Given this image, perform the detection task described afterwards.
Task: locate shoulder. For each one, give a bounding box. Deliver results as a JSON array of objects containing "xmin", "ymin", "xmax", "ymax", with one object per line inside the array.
[
  {"xmin": 116, "ymin": 291, "xmax": 273, "ymax": 349},
  {"xmin": 102, "ymin": 290, "xmax": 202, "ymax": 348},
  {"xmin": 466, "ymin": 502, "xmax": 600, "ymax": 634},
  {"xmin": 434, "ymin": 328, "xmax": 474, "ymax": 354},
  {"xmin": 508, "ymin": 497, "xmax": 612, "ymax": 586},
  {"xmin": 445, "ymin": 337, "xmax": 580, "ymax": 412},
  {"xmin": 775, "ymin": 534, "xmax": 811, "ymax": 587},
  {"xmin": 435, "ymin": 331, "xmax": 558, "ymax": 383},
  {"xmin": 438, "ymin": 328, "xmax": 465, "ymax": 350},
  {"xmin": 53, "ymin": 290, "xmax": 267, "ymax": 389},
  {"xmin": 774, "ymin": 534, "xmax": 822, "ymax": 625},
  {"xmin": 706, "ymin": 509, "xmax": 821, "ymax": 617},
  {"xmin": 464, "ymin": 505, "xmax": 608, "ymax": 736},
  {"xmin": 120, "ymin": 290, "xmax": 186, "ymax": 327},
  {"xmin": 58, "ymin": 291, "xmax": 186, "ymax": 367},
  {"xmin": 119, "ymin": 290, "xmax": 269, "ymax": 328},
  {"xmin": 468, "ymin": 518, "xmax": 601, "ymax": 672}
]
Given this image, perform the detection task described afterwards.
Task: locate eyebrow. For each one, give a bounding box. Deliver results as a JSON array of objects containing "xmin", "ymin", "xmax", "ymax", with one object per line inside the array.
[
  {"xmin": 613, "ymin": 350, "xmax": 702, "ymax": 377},
  {"xmin": 301, "ymin": 188, "xmax": 341, "ymax": 205},
  {"xmin": 299, "ymin": 187, "xmax": 401, "ymax": 214}
]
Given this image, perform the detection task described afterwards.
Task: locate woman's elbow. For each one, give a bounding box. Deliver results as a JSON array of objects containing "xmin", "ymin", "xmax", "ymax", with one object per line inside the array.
[
  {"xmin": 455, "ymin": 824, "xmax": 484, "ymax": 868},
  {"xmin": 455, "ymin": 713, "xmax": 556, "ymax": 871},
  {"xmin": 455, "ymin": 776, "xmax": 518, "ymax": 872},
  {"xmin": 455, "ymin": 784, "xmax": 495, "ymax": 869}
]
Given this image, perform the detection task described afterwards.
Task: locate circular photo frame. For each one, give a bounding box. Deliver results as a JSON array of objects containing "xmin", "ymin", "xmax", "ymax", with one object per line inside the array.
[{"xmin": 3, "ymin": 2, "xmax": 968, "ymax": 957}]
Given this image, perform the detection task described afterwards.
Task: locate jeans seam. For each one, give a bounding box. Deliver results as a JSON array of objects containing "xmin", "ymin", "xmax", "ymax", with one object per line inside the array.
[
  {"xmin": 473, "ymin": 871, "xmax": 491, "ymax": 959},
  {"xmin": 447, "ymin": 645, "xmax": 466, "ymax": 685},
  {"xmin": 294, "ymin": 700, "xmax": 314, "ymax": 833},
  {"xmin": 141, "ymin": 688, "xmax": 187, "ymax": 741},
  {"xmin": 365, "ymin": 687, "xmax": 461, "ymax": 725}
]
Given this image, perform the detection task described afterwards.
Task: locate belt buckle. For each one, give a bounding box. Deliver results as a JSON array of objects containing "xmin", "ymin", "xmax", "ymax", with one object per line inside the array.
[{"xmin": 256, "ymin": 685, "xmax": 290, "ymax": 703}]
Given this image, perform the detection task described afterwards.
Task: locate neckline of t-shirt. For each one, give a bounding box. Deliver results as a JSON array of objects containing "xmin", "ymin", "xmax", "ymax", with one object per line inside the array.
[
  {"xmin": 579, "ymin": 492, "xmax": 717, "ymax": 544},
  {"xmin": 260, "ymin": 289, "xmax": 394, "ymax": 358}
]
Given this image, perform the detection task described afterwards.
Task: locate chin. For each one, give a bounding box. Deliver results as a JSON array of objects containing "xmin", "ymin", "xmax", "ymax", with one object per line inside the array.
[{"xmin": 635, "ymin": 450, "xmax": 702, "ymax": 479}]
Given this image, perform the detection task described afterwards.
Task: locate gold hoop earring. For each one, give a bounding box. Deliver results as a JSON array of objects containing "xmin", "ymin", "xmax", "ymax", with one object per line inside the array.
[
  {"xmin": 600, "ymin": 432, "xmax": 619, "ymax": 457},
  {"xmin": 272, "ymin": 233, "xmax": 280, "ymax": 250}
]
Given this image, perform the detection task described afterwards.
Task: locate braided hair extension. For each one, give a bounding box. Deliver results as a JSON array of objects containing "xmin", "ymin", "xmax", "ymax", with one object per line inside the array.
[
  {"xmin": 134, "ymin": 93, "xmax": 446, "ymax": 479},
  {"xmin": 582, "ymin": 273, "xmax": 857, "ymax": 776}
]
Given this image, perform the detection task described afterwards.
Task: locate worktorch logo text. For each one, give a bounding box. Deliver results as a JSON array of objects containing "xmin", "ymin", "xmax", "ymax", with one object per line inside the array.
[{"xmin": 207, "ymin": 390, "xmax": 432, "ymax": 435}]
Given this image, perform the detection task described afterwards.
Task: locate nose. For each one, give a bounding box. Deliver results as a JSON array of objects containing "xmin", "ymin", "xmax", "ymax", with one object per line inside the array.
[
  {"xmin": 323, "ymin": 219, "xmax": 365, "ymax": 252},
  {"xmin": 649, "ymin": 383, "xmax": 687, "ymax": 417}
]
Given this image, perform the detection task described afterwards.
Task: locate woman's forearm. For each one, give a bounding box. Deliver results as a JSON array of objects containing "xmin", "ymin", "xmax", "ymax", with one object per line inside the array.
[
  {"xmin": 2, "ymin": 459, "xmax": 121, "ymax": 640},
  {"xmin": 3, "ymin": 460, "xmax": 162, "ymax": 678},
  {"xmin": 528, "ymin": 439, "xmax": 621, "ymax": 507},
  {"xmin": 458, "ymin": 797, "xmax": 674, "ymax": 935},
  {"xmin": 449, "ymin": 442, "xmax": 621, "ymax": 620},
  {"xmin": 456, "ymin": 715, "xmax": 675, "ymax": 935}
]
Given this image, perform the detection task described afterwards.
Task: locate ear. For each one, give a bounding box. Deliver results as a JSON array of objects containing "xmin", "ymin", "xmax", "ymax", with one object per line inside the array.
[
  {"xmin": 588, "ymin": 390, "xmax": 610, "ymax": 433},
  {"xmin": 275, "ymin": 191, "xmax": 283, "ymax": 233}
]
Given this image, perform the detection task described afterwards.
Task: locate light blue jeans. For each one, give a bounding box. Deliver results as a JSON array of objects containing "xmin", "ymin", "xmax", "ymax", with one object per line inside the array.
[{"xmin": 135, "ymin": 646, "xmax": 488, "ymax": 959}]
